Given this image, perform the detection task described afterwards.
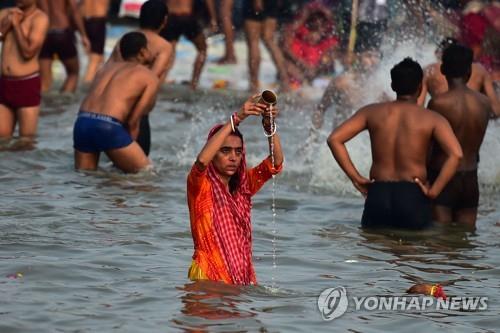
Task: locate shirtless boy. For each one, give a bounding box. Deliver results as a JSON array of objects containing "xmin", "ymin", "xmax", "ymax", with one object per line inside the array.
[
  {"xmin": 427, "ymin": 44, "xmax": 493, "ymax": 227},
  {"xmin": 73, "ymin": 32, "xmax": 159, "ymax": 173},
  {"xmin": 109, "ymin": 0, "xmax": 172, "ymax": 156},
  {"xmin": 38, "ymin": 0, "xmax": 90, "ymax": 93},
  {"xmin": 0, "ymin": 0, "xmax": 48, "ymax": 139},
  {"xmin": 80, "ymin": 0, "xmax": 110, "ymax": 83},
  {"xmin": 327, "ymin": 58, "xmax": 462, "ymax": 229}
]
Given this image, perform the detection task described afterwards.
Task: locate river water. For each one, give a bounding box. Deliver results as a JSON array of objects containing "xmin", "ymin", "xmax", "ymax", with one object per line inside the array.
[{"xmin": 1, "ymin": 26, "xmax": 500, "ymax": 332}]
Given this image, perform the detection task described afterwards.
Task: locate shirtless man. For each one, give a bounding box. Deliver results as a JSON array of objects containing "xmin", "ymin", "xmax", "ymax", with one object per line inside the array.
[
  {"xmin": 160, "ymin": 0, "xmax": 216, "ymax": 90},
  {"xmin": 0, "ymin": 0, "xmax": 48, "ymax": 139},
  {"xmin": 327, "ymin": 58, "xmax": 463, "ymax": 229},
  {"xmin": 312, "ymin": 50, "xmax": 383, "ymax": 129},
  {"xmin": 418, "ymin": 38, "xmax": 500, "ymax": 117},
  {"xmin": 38, "ymin": 0, "xmax": 90, "ymax": 93},
  {"xmin": 109, "ymin": 0, "xmax": 172, "ymax": 156},
  {"xmin": 73, "ymin": 32, "xmax": 159, "ymax": 173},
  {"xmin": 80, "ymin": 0, "xmax": 110, "ymax": 83},
  {"xmin": 427, "ymin": 45, "xmax": 492, "ymax": 227}
]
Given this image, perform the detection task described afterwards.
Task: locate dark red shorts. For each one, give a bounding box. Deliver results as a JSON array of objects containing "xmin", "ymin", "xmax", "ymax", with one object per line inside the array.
[
  {"xmin": 0, "ymin": 73, "xmax": 41, "ymax": 109},
  {"xmin": 39, "ymin": 29, "xmax": 78, "ymax": 60},
  {"xmin": 84, "ymin": 17, "xmax": 107, "ymax": 55}
]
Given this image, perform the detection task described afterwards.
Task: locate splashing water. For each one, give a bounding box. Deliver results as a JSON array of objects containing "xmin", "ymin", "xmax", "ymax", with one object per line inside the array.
[{"xmin": 268, "ymin": 104, "xmax": 278, "ymax": 290}]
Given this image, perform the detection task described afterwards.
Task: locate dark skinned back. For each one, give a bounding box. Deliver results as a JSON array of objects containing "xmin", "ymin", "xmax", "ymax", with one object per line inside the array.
[{"xmin": 428, "ymin": 87, "xmax": 491, "ymax": 171}]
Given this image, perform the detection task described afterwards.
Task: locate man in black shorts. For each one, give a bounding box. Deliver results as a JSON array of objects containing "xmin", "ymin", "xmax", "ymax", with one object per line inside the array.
[
  {"xmin": 327, "ymin": 58, "xmax": 462, "ymax": 229},
  {"xmin": 160, "ymin": 0, "xmax": 216, "ymax": 90},
  {"xmin": 243, "ymin": 0, "xmax": 289, "ymax": 92},
  {"xmin": 427, "ymin": 44, "xmax": 493, "ymax": 228}
]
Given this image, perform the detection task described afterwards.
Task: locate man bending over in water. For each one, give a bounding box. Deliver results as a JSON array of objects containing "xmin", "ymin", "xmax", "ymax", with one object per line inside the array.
[
  {"xmin": 73, "ymin": 32, "xmax": 159, "ymax": 173},
  {"xmin": 0, "ymin": 0, "xmax": 48, "ymax": 140},
  {"xmin": 427, "ymin": 44, "xmax": 493, "ymax": 228},
  {"xmin": 109, "ymin": 0, "xmax": 172, "ymax": 156},
  {"xmin": 327, "ymin": 58, "xmax": 462, "ymax": 229},
  {"xmin": 187, "ymin": 95, "xmax": 283, "ymax": 284}
]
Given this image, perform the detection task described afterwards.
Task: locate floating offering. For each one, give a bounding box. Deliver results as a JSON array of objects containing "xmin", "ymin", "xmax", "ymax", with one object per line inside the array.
[
  {"xmin": 6, "ymin": 272, "xmax": 23, "ymax": 279},
  {"xmin": 407, "ymin": 283, "xmax": 447, "ymax": 300}
]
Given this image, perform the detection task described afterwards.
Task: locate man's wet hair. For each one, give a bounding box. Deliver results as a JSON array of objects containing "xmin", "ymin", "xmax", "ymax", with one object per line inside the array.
[
  {"xmin": 140, "ymin": 0, "xmax": 168, "ymax": 30},
  {"xmin": 390, "ymin": 58, "xmax": 423, "ymax": 95},
  {"xmin": 437, "ymin": 37, "xmax": 458, "ymax": 52},
  {"xmin": 120, "ymin": 32, "xmax": 147, "ymax": 60},
  {"xmin": 441, "ymin": 44, "xmax": 473, "ymax": 78}
]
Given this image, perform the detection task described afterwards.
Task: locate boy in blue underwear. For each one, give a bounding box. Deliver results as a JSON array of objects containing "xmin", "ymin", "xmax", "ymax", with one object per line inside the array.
[{"xmin": 73, "ymin": 32, "xmax": 159, "ymax": 173}]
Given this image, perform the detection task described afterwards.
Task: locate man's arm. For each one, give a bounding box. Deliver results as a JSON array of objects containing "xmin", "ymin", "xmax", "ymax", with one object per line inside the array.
[
  {"xmin": 151, "ymin": 43, "xmax": 173, "ymax": 82},
  {"xmin": 417, "ymin": 113, "xmax": 462, "ymax": 198},
  {"xmin": 11, "ymin": 10, "xmax": 49, "ymax": 60},
  {"xmin": 127, "ymin": 74, "xmax": 160, "ymax": 140},
  {"xmin": 327, "ymin": 108, "xmax": 371, "ymax": 195},
  {"xmin": 0, "ymin": 10, "xmax": 12, "ymax": 42},
  {"xmin": 67, "ymin": 0, "xmax": 90, "ymax": 52},
  {"xmin": 417, "ymin": 75, "xmax": 428, "ymax": 106},
  {"xmin": 312, "ymin": 77, "xmax": 338, "ymax": 129}
]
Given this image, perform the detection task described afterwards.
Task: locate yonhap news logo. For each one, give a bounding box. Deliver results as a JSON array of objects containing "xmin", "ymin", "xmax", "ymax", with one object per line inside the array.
[{"xmin": 317, "ymin": 286, "xmax": 488, "ymax": 321}]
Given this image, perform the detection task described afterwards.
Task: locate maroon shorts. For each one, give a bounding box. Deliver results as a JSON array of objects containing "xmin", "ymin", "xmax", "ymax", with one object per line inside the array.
[
  {"xmin": 0, "ymin": 73, "xmax": 41, "ymax": 109},
  {"xmin": 39, "ymin": 29, "xmax": 78, "ymax": 60},
  {"xmin": 84, "ymin": 17, "xmax": 107, "ymax": 55}
]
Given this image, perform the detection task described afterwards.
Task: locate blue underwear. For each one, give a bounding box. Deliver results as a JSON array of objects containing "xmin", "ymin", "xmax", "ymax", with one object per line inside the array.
[{"xmin": 73, "ymin": 111, "xmax": 133, "ymax": 153}]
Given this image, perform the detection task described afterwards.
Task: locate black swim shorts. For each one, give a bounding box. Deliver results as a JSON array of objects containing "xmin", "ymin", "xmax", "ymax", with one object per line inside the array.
[
  {"xmin": 243, "ymin": 0, "xmax": 280, "ymax": 21},
  {"xmin": 428, "ymin": 169, "xmax": 479, "ymax": 209},
  {"xmin": 361, "ymin": 181, "xmax": 432, "ymax": 229},
  {"xmin": 160, "ymin": 14, "xmax": 203, "ymax": 42}
]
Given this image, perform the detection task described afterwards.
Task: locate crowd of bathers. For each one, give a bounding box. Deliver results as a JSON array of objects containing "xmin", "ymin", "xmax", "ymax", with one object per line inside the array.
[{"xmin": 1, "ymin": 0, "xmax": 499, "ymax": 286}]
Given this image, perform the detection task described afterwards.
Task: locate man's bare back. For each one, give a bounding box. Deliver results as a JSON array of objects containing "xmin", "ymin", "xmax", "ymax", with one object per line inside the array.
[
  {"xmin": 79, "ymin": 0, "xmax": 110, "ymax": 18},
  {"xmin": 38, "ymin": 0, "xmax": 72, "ymax": 29},
  {"xmin": 166, "ymin": 0, "xmax": 194, "ymax": 15},
  {"xmin": 81, "ymin": 62, "xmax": 158, "ymax": 125},
  {"xmin": 428, "ymin": 87, "xmax": 491, "ymax": 171},
  {"xmin": 0, "ymin": 6, "xmax": 48, "ymax": 76}
]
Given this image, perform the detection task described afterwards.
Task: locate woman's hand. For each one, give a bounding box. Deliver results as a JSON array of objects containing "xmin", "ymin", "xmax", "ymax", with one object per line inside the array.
[{"xmin": 237, "ymin": 94, "xmax": 267, "ymax": 121}]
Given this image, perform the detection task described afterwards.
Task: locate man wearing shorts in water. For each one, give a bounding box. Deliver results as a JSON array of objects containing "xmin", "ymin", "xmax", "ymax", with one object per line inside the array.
[
  {"xmin": 427, "ymin": 44, "xmax": 493, "ymax": 228},
  {"xmin": 80, "ymin": 0, "xmax": 110, "ymax": 84},
  {"xmin": 38, "ymin": 0, "xmax": 90, "ymax": 93},
  {"xmin": 73, "ymin": 32, "xmax": 158, "ymax": 173},
  {"xmin": 160, "ymin": 0, "xmax": 216, "ymax": 90},
  {"xmin": 109, "ymin": 0, "xmax": 172, "ymax": 156},
  {"xmin": 327, "ymin": 58, "xmax": 463, "ymax": 229},
  {"xmin": 0, "ymin": 0, "xmax": 48, "ymax": 139}
]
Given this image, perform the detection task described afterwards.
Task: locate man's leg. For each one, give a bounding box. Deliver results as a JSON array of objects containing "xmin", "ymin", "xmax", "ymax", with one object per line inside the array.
[
  {"xmin": 39, "ymin": 59, "xmax": 53, "ymax": 93},
  {"xmin": 61, "ymin": 57, "xmax": 80, "ymax": 93},
  {"xmin": 75, "ymin": 150, "xmax": 100, "ymax": 171},
  {"xmin": 244, "ymin": 20, "xmax": 262, "ymax": 92},
  {"xmin": 217, "ymin": 0, "xmax": 236, "ymax": 64},
  {"xmin": 106, "ymin": 141, "xmax": 150, "ymax": 173},
  {"xmin": 16, "ymin": 106, "xmax": 40, "ymax": 138},
  {"xmin": 189, "ymin": 33, "xmax": 207, "ymax": 90},
  {"xmin": 454, "ymin": 208, "xmax": 478, "ymax": 228},
  {"xmin": 0, "ymin": 104, "xmax": 16, "ymax": 138},
  {"xmin": 83, "ymin": 53, "xmax": 103, "ymax": 84},
  {"xmin": 262, "ymin": 18, "xmax": 290, "ymax": 91},
  {"xmin": 432, "ymin": 205, "xmax": 453, "ymax": 224}
]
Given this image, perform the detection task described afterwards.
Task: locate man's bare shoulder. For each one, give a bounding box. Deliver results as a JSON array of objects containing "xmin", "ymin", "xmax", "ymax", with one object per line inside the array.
[
  {"xmin": 33, "ymin": 8, "xmax": 49, "ymax": 25},
  {"xmin": 472, "ymin": 62, "xmax": 488, "ymax": 76},
  {"xmin": 424, "ymin": 62, "xmax": 440, "ymax": 77}
]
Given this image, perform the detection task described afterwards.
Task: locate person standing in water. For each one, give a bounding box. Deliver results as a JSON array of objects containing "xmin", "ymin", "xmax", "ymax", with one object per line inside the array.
[
  {"xmin": 327, "ymin": 58, "xmax": 463, "ymax": 229},
  {"xmin": 73, "ymin": 32, "xmax": 158, "ymax": 173},
  {"xmin": 109, "ymin": 0, "xmax": 173, "ymax": 156},
  {"xmin": 187, "ymin": 95, "xmax": 284, "ymax": 284},
  {"xmin": 427, "ymin": 44, "xmax": 493, "ymax": 228},
  {"xmin": 79, "ymin": 0, "xmax": 110, "ymax": 84},
  {"xmin": 37, "ymin": 0, "xmax": 90, "ymax": 93},
  {"xmin": 0, "ymin": 0, "xmax": 48, "ymax": 139},
  {"xmin": 160, "ymin": 0, "xmax": 217, "ymax": 90},
  {"xmin": 418, "ymin": 38, "xmax": 500, "ymax": 117},
  {"xmin": 243, "ymin": 0, "xmax": 290, "ymax": 92}
]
